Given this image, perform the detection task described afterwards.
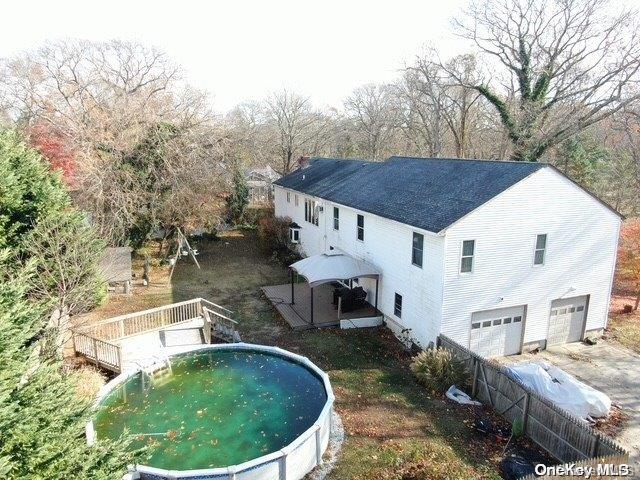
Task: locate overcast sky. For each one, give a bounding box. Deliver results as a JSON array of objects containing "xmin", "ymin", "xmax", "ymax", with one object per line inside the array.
[{"xmin": 1, "ymin": 0, "xmax": 471, "ymax": 111}]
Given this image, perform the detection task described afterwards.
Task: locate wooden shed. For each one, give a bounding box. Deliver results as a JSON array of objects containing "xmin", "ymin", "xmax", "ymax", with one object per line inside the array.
[{"xmin": 100, "ymin": 247, "xmax": 133, "ymax": 294}]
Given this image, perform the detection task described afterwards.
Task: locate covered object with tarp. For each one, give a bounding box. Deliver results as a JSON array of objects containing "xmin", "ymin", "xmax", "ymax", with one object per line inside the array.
[{"xmin": 289, "ymin": 252, "xmax": 381, "ymax": 324}]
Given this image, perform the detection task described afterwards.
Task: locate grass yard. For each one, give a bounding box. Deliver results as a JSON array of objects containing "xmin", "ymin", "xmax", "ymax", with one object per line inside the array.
[
  {"xmin": 82, "ymin": 230, "xmax": 537, "ymax": 479},
  {"xmin": 606, "ymin": 295, "xmax": 640, "ymax": 354}
]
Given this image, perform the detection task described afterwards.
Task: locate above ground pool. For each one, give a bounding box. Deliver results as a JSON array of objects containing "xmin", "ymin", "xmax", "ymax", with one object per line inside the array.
[{"xmin": 91, "ymin": 344, "xmax": 334, "ymax": 479}]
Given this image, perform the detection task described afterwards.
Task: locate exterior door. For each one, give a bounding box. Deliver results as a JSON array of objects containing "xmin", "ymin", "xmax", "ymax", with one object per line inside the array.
[
  {"xmin": 469, "ymin": 306, "xmax": 525, "ymax": 358},
  {"xmin": 547, "ymin": 296, "xmax": 588, "ymax": 346}
]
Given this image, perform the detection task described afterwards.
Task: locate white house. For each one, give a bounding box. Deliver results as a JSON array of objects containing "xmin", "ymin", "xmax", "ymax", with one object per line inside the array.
[{"xmin": 273, "ymin": 156, "xmax": 622, "ymax": 357}]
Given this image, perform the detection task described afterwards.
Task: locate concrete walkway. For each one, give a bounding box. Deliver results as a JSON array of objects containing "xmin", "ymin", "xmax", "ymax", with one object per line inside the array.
[{"xmin": 505, "ymin": 341, "xmax": 640, "ymax": 474}]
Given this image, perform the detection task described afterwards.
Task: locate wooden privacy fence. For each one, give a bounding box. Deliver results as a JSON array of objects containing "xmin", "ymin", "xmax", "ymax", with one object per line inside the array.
[
  {"xmin": 437, "ymin": 335, "xmax": 629, "ymax": 476},
  {"xmin": 72, "ymin": 298, "xmax": 239, "ymax": 373}
]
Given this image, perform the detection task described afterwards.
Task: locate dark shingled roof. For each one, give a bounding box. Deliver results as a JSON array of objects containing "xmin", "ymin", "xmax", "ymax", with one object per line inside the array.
[{"xmin": 274, "ymin": 156, "xmax": 548, "ymax": 233}]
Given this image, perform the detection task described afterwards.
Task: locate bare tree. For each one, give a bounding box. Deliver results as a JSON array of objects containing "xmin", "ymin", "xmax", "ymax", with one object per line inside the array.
[
  {"xmin": 1, "ymin": 40, "xmax": 227, "ymax": 245},
  {"xmin": 265, "ymin": 90, "xmax": 333, "ymax": 173},
  {"xmin": 454, "ymin": 0, "xmax": 640, "ymax": 161},
  {"xmin": 344, "ymin": 83, "xmax": 399, "ymax": 160}
]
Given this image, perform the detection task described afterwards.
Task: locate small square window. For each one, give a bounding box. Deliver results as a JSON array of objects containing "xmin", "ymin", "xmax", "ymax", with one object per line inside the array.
[
  {"xmin": 559, "ymin": 308, "xmax": 567, "ymax": 315},
  {"xmin": 461, "ymin": 257, "xmax": 473, "ymax": 273},
  {"xmin": 493, "ymin": 319, "xmax": 502, "ymax": 326},
  {"xmin": 482, "ymin": 321, "xmax": 491, "ymax": 328},
  {"xmin": 471, "ymin": 322, "xmax": 481, "ymax": 329},
  {"xmin": 577, "ymin": 305, "xmax": 584, "ymax": 312},
  {"xmin": 513, "ymin": 316, "xmax": 522, "ymax": 323},
  {"xmin": 569, "ymin": 307, "xmax": 576, "ymax": 313},
  {"xmin": 550, "ymin": 309, "xmax": 558, "ymax": 316},
  {"xmin": 504, "ymin": 317, "xmax": 512, "ymax": 324},
  {"xmin": 394, "ymin": 293, "xmax": 402, "ymax": 318}
]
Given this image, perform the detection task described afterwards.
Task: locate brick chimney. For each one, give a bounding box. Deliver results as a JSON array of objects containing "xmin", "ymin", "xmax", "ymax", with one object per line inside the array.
[{"xmin": 297, "ymin": 156, "xmax": 310, "ymax": 170}]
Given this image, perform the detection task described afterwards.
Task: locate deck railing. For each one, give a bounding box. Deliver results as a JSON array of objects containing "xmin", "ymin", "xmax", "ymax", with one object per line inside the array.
[{"xmin": 72, "ymin": 298, "xmax": 238, "ymax": 372}]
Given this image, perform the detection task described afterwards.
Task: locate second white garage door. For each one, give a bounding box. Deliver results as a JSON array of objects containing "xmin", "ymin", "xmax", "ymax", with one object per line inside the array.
[
  {"xmin": 547, "ymin": 296, "xmax": 588, "ymax": 346},
  {"xmin": 469, "ymin": 305, "xmax": 525, "ymax": 357}
]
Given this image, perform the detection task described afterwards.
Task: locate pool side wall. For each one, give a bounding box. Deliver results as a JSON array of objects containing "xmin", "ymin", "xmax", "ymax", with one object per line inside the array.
[{"xmin": 87, "ymin": 343, "xmax": 335, "ymax": 480}]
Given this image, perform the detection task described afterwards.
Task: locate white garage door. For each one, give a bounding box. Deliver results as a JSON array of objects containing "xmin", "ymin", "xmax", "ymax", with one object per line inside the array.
[
  {"xmin": 547, "ymin": 296, "xmax": 587, "ymax": 346},
  {"xmin": 469, "ymin": 306, "xmax": 525, "ymax": 358}
]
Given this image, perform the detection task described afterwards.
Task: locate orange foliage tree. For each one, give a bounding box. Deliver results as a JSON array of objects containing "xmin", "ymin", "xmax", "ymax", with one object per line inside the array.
[
  {"xmin": 617, "ymin": 219, "xmax": 640, "ymax": 310},
  {"xmin": 28, "ymin": 124, "xmax": 76, "ymax": 186}
]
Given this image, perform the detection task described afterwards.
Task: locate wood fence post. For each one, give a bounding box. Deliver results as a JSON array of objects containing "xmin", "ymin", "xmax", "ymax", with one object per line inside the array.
[
  {"xmin": 522, "ymin": 391, "xmax": 531, "ymax": 433},
  {"xmin": 471, "ymin": 358, "xmax": 479, "ymax": 398},
  {"xmin": 592, "ymin": 433, "xmax": 601, "ymax": 457},
  {"xmin": 92, "ymin": 338, "xmax": 99, "ymax": 366}
]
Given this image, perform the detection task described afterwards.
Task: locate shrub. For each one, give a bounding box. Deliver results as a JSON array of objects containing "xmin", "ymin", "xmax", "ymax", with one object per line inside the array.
[
  {"xmin": 410, "ymin": 347, "xmax": 469, "ymax": 392},
  {"xmin": 257, "ymin": 215, "xmax": 300, "ymax": 266}
]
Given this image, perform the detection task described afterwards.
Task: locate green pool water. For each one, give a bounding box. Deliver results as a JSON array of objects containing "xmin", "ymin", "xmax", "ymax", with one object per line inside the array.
[{"xmin": 94, "ymin": 348, "xmax": 328, "ymax": 470}]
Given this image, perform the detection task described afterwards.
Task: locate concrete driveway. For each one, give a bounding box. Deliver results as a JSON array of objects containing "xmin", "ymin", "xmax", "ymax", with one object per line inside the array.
[{"xmin": 504, "ymin": 340, "xmax": 640, "ymax": 474}]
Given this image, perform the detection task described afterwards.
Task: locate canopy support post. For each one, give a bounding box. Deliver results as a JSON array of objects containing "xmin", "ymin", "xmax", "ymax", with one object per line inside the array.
[
  {"xmin": 290, "ymin": 269, "xmax": 295, "ymax": 305},
  {"xmin": 310, "ymin": 287, "xmax": 314, "ymax": 325},
  {"xmin": 374, "ymin": 277, "xmax": 379, "ymax": 312}
]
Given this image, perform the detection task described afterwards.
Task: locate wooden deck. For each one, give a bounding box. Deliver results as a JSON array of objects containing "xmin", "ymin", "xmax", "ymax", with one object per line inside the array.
[
  {"xmin": 71, "ymin": 298, "xmax": 239, "ymax": 373},
  {"xmin": 262, "ymin": 282, "xmax": 380, "ymax": 331}
]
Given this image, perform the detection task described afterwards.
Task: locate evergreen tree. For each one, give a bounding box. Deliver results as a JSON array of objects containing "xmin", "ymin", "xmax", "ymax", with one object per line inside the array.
[
  {"xmin": 0, "ymin": 253, "xmax": 134, "ymax": 479},
  {"xmin": 0, "ymin": 130, "xmax": 135, "ymax": 479},
  {"xmin": 227, "ymin": 168, "xmax": 249, "ymax": 225}
]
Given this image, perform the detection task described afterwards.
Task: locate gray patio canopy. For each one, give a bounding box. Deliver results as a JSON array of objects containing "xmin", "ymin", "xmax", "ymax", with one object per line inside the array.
[{"xmin": 289, "ymin": 252, "xmax": 381, "ymax": 325}]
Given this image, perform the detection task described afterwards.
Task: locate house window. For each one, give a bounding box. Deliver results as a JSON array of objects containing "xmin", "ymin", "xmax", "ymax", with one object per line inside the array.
[
  {"xmin": 412, "ymin": 232, "xmax": 424, "ymax": 267},
  {"xmin": 286, "ymin": 192, "xmax": 290, "ymax": 203},
  {"xmin": 333, "ymin": 207, "xmax": 339, "ymax": 230},
  {"xmin": 357, "ymin": 214, "xmax": 364, "ymax": 241},
  {"xmin": 295, "ymin": 195, "xmax": 299, "ymax": 206},
  {"xmin": 394, "ymin": 293, "xmax": 402, "ymax": 318},
  {"xmin": 460, "ymin": 240, "xmax": 475, "ymax": 273},
  {"xmin": 304, "ymin": 199, "xmax": 319, "ymax": 226},
  {"xmin": 534, "ymin": 234, "xmax": 547, "ymax": 265},
  {"xmin": 289, "ymin": 228, "xmax": 300, "ymax": 244}
]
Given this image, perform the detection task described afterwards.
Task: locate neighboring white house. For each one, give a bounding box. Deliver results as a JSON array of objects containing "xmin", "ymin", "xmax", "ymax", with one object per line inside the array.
[
  {"xmin": 273, "ymin": 156, "xmax": 622, "ymax": 357},
  {"xmin": 246, "ymin": 165, "xmax": 281, "ymax": 204}
]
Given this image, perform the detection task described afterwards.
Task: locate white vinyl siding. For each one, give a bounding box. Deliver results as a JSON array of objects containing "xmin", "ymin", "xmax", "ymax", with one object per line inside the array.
[{"xmin": 441, "ymin": 167, "xmax": 620, "ymax": 348}]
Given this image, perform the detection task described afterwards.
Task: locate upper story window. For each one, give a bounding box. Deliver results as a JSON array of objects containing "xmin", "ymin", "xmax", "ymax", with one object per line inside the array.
[
  {"xmin": 304, "ymin": 199, "xmax": 319, "ymax": 226},
  {"xmin": 294, "ymin": 194, "xmax": 299, "ymax": 207},
  {"xmin": 412, "ymin": 232, "xmax": 424, "ymax": 267},
  {"xmin": 286, "ymin": 191, "xmax": 291, "ymax": 203},
  {"xmin": 394, "ymin": 293, "xmax": 403, "ymax": 318},
  {"xmin": 534, "ymin": 234, "xmax": 547, "ymax": 265},
  {"xmin": 356, "ymin": 214, "xmax": 364, "ymax": 241},
  {"xmin": 460, "ymin": 240, "xmax": 475, "ymax": 273},
  {"xmin": 333, "ymin": 207, "xmax": 339, "ymax": 230}
]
